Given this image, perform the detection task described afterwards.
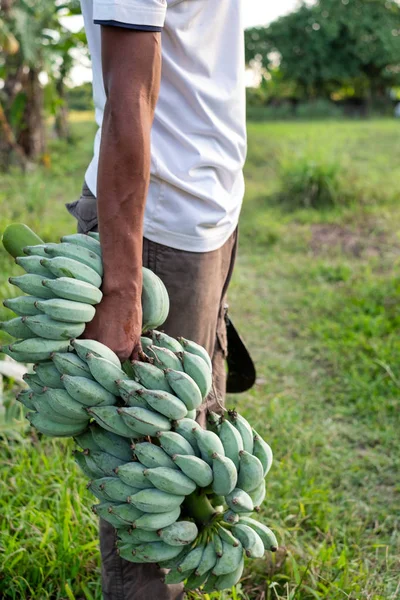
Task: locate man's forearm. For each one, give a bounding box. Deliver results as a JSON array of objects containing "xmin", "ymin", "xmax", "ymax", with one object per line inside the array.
[{"xmin": 98, "ymin": 27, "xmax": 161, "ymax": 302}]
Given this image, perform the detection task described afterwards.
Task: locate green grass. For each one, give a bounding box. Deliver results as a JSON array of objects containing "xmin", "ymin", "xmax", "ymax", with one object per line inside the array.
[{"xmin": 1, "ymin": 117, "xmax": 400, "ymax": 599}]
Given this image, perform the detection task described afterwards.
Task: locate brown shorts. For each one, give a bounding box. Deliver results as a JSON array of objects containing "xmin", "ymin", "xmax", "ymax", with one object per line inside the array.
[{"xmin": 67, "ymin": 183, "xmax": 238, "ymax": 600}]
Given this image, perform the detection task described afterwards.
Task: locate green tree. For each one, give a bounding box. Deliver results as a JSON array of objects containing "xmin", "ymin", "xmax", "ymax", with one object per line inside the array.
[
  {"xmin": 0, "ymin": 0, "xmax": 84, "ymax": 168},
  {"xmin": 245, "ymin": 0, "xmax": 400, "ymax": 102}
]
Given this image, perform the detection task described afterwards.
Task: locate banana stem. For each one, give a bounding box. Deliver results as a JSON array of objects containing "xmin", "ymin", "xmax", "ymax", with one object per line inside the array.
[{"xmin": 183, "ymin": 491, "xmax": 216, "ymax": 526}]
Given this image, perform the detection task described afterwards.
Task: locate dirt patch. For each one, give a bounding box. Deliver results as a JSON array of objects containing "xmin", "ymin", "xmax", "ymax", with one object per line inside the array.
[{"xmin": 310, "ymin": 223, "xmax": 395, "ymax": 258}]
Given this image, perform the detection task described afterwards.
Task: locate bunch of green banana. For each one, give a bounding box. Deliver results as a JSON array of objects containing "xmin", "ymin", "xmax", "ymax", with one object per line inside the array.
[{"xmin": 1, "ymin": 224, "xmax": 279, "ymax": 594}]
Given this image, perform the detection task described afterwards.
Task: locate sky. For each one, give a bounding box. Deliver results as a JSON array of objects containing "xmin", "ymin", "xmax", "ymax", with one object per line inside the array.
[{"xmin": 68, "ymin": 0, "xmax": 299, "ymax": 85}]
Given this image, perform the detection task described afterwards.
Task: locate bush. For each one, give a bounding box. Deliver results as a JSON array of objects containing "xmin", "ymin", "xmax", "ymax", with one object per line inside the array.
[
  {"xmin": 278, "ymin": 155, "xmax": 349, "ymax": 209},
  {"xmin": 296, "ymin": 99, "xmax": 343, "ymax": 119}
]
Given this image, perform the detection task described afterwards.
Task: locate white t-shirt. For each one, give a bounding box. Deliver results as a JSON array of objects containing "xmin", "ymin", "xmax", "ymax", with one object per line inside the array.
[{"xmin": 81, "ymin": 0, "xmax": 247, "ymax": 252}]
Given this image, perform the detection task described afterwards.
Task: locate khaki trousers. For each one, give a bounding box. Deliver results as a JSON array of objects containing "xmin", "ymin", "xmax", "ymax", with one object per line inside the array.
[{"xmin": 67, "ymin": 184, "xmax": 238, "ymax": 599}]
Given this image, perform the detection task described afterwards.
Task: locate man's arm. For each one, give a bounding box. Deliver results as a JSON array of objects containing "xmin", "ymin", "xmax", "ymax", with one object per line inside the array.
[{"xmin": 83, "ymin": 27, "xmax": 161, "ymax": 361}]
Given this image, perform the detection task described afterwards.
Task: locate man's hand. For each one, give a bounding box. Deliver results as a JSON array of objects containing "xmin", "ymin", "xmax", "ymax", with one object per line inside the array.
[
  {"xmin": 83, "ymin": 278, "xmax": 143, "ymax": 362},
  {"xmin": 85, "ymin": 27, "xmax": 161, "ymax": 361}
]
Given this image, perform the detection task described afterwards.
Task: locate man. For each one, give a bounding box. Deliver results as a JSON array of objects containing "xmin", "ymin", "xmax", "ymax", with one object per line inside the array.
[{"xmin": 67, "ymin": 1, "xmax": 246, "ymax": 598}]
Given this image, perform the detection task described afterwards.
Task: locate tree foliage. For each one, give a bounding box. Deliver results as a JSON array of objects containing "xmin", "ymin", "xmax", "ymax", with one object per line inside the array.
[
  {"xmin": 245, "ymin": 0, "xmax": 400, "ymax": 99},
  {"xmin": 0, "ymin": 0, "xmax": 85, "ymax": 168}
]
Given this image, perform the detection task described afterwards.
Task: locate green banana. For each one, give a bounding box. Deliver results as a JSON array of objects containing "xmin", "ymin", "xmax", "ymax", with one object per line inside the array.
[
  {"xmin": 74, "ymin": 449, "xmax": 104, "ymax": 479},
  {"xmin": 193, "ymin": 428, "xmax": 225, "ymax": 465},
  {"xmin": 158, "ymin": 521, "xmax": 198, "ymax": 547},
  {"xmin": 132, "ymin": 442, "xmax": 177, "ymax": 470},
  {"xmin": 165, "ymin": 369, "xmax": 202, "ymax": 411},
  {"xmin": 118, "ymin": 528, "xmax": 159, "ymax": 544},
  {"xmin": 140, "ymin": 336, "xmax": 153, "ymax": 353},
  {"xmin": 206, "ymin": 411, "xmax": 221, "ymax": 432},
  {"xmin": 9, "ymin": 274, "xmax": 54, "ymax": 299},
  {"xmin": 120, "ymin": 389, "xmax": 149, "ymax": 409},
  {"xmin": 177, "ymin": 337, "xmax": 212, "ymax": 371},
  {"xmin": 92, "ymin": 502, "xmax": 126, "ymax": 529},
  {"xmin": 128, "ymin": 489, "xmax": 184, "ymax": 514},
  {"xmin": 86, "ymin": 353, "xmax": 125, "ymax": 395},
  {"xmin": 15, "ymin": 255, "xmax": 55, "ymax": 277},
  {"xmin": 222, "ymin": 510, "xmax": 240, "ymax": 525},
  {"xmin": 71, "ymin": 339, "xmax": 121, "ymax": 367},
  {"xmin": 116, "ymin": 461, "xmax": 154, "ymax": 490},
  {"xmin": 52, "ymin": 352, "xmax": 92, "ymax": 377},
  {"xmin": 132, "ymin": 542, "xmax": 183, "ymax": 563},
  {"xmin": 157, "ymin": 544, "xmax": 191, "ymax": 569},
  {"xmin": 87, "ymin": 480, "xmax": 110, "ymax": 502},
  {"xmin": 116, "ymin": 545, "xmax": 144, "ymax": 563},
  {"xmin": 186, "ymin": 409, "xmax": 197, "ymax": 420},
  {"xmin": 238, "ymin": 517, "xmax": 278, "ymax": 552},
  {"xmin": 35, "ymin": 298, "xmax": 96, "ymax": 324},
  {"xmin": 91, "ymin": 427, "xmax": 133, "ymax": 461},
  {"xmin": 3, "ymin": 295, "xmax": 42, "ymax": 316},
  {"xmin": 211, "ymin": 453, "xmax": 237, "ymax": 496},
  {"xmin": 237, "ymin": 450, "xmax": 264, "ymax": 493},
  {"xmin": 216, "ymin": 524, "xmax": 240, "ymax": 547},
  {"xmin": 214, "ymin": 557, "xmax": 244, "ymax": 591},
  {"xmin": 185, "ymin": 569, "xmax": 210, "ymax": 590},
  {"xmin": 164, "ymin": 569, "xmax": 191, "ymax": 585},
  {"xmin": 0, "ymin": 316, "xmax": 37, "ymax": 339},
  {"xmin": 218, "ymin": 417, "xmax": 244, "ymax": 469},
  {"xmin": 84, "ymin": 449, "xmax": 126, "ymax": 477},
  {"xmin": 23, "ymin": 243, "xmax": 57, "ymax": 257},
  {"xmin": 225, "ymin": 488, "xmax": 254, "ymax": 514},
  {"xmin": 202, "ymin": 573, "xmax": 219, "ymax": 593},
  {"xmin": 33, "ymin": 361, "xmax": 64, "ymax": 389},
  {"xmin": 141, "ymin": 268, "xmax": 170, "ymax": 332},
  {"xmin": 136, "ymin": 389, "xmax": 187, "ymax": 421},
  {"xmin": 252, "ymin": 429, "xmax": 273, "ymax": 477},
  {"xmin": 42, "ymin": 277, "xmax": 103, "ymax": 305},
  {"xmin": 27, "ymin": 411, "xmax": 87, "ymax": 437},
  {"xmin": 44, "ymin": 242, "xmax": 103, "ymax": 276},
  {"xmin": 9, "ymin": 338, "xmax": 71, "ymax": 362},
  {"xmin": 119, "ymin": 406, "xmax": 171, "ymax": 436},
  {"xmin": 88, "ymin": 232, "xmax": 100, "ymax": 241},
  {"xmin": 172, "ymin": 454, "xmax": 213, "ymax": 488},
  {"xmin": 109, "ymin": 503, "xmax": 144, "ymax": 524},
  {"xmin": 151, "ymin": 330, "xmax": 183, "ymax": 353},
  {"xmin": 213, "ymin": 534, "xmax": 223, "ymax": 558},
  {"xmin": 22, "ymin": 373, "xmax": 44, "ymax": 393},
  {"xmin": 17, "ymin": 389, "xmax": 36, "ymax": 410},
  {"xmin": 231, "ymin": 523, "xmax": 265, "ymax": 558},
  {"xmin": 88, "ymin": 406, "xmax": 139, "ymax": 438},
  {"xmin": 177, "ymin": 544, "xmax": 205, "ymax": 573},
  {"xmin": 61, "ymin": 233, "xmax": 102, "ymax": 256},
  {"xmin": 150, "ymin": 346, "xmax": 183, "ymax": 371},
  {"xmin": 130, "ymin": 361, "xmax": 172, "ymax": 393},
  {"xmin": 116, "ymin": 379, "xmax": 143, "ymax": 395},
  {"xmin": 40, "ymin": 256, "xmax": 102, "ymax": 288},
  {"xmin": 63, "ymin": 374, "xmax": 116, "ymax": 408},
  {"xmin": 249, "ymin": 479, "xmax": 266, "ymax": 510},
  {"xmin": 173, "ymin": 418, "xmax": 201, "ymax": 456},
  {"xmin": 181, "ymin": 351, "xmax": 212, "ymax": 398},
  {"xmin": 143, "ymin": 467, "xmax": 196, "ymax": 496},
  {"xmin": 23, "ymin": 314, "xmax": 85, "ymax": 340},
  {"xmin": 100, "ymin": 478, "xmax": 139, "ymax": 503},
  {"xmin": 195, "ymin": 540, "xmax": 217, "ymax": 576},
  {"xmin": 158, "ymin": 431, "xmax": 195, "ymax": 457},
  {"xmin": 43, "ymin": 388, "xmax": 89, "ymax": 422},
  {"xmin": 32, "ymin": 392, "xmax": 81, "ymax": 425},
  {"xmin": 212, "ymin": 540, "xmax": 243, "ymax": 576},
  {"xmin": 133, "ymin": 507, "xmax": 181, "ymax": 531},
  {"xmin": 228, "ymin": 410, "xmax": 253, "ymax": 454},
  {"xmin": 74, "ymin": 429, "xmax": 101, "ymax": 452}
]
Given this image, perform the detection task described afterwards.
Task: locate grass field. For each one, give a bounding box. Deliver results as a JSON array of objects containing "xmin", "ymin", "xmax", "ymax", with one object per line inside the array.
[{"xmin": 0, "ymin": 116, "xmax": 399, "ymax": 599}]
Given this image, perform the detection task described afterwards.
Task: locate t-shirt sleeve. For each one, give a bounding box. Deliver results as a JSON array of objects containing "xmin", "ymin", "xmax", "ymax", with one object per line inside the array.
[{"xmin": 93, "ymin": 0, "xmax": 167, "ymax": 29}]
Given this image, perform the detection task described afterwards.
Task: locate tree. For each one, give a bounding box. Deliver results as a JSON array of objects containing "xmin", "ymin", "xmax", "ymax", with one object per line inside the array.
[
  {"xmin": 0, "ymin": 0, "xmax": 84, "ymax": 168},
  {"xmin": 245, "ymin": 0, "xmax": 400, "ymax": 102}
]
